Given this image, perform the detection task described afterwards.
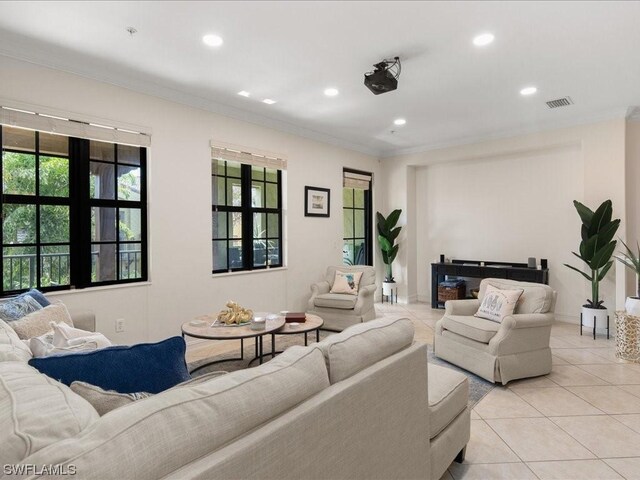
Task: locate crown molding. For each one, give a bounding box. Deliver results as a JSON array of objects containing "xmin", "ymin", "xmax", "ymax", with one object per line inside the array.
[
  {"xmin": 627, "ymin": 106, "xmax": 640, "ymax": 123},
  {"xmin": 380, "ymin": 107, "xmax": 630, "ymax": 159},
  {"xmin": 0, "ymin": 49, "xmax": 380, "ymax": 158}
]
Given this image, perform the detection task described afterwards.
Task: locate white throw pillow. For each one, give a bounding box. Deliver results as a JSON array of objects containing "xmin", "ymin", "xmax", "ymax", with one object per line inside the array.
[
  {"xmin": 29, "ymin": 322, "xmax": 112, "ymax": 357},
  {"xmin": 9, "ymin": 302, "xmax": 74, "ymax": 339},
  {"xmin": 52, "ymin": 322, "xmax": 112, "ymax": 349},
  {"xmin": 330, "ymin": 271, "xmax": 363, "ymax": 295},
  {"xmin": 474, "ymin": 284, "xmax": 524, "ymax": 323}
]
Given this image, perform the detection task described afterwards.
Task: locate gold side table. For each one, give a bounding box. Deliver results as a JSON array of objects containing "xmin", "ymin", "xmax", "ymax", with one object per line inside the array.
[{"xmin": 615, "ymin": 311, "xmax": 640, "ymax": 363}]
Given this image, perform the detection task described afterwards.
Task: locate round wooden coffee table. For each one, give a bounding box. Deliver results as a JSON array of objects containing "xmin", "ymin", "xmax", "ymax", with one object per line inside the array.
[
  {"xmin": 182, "ymin": 314, "xmax": 285, "ymax": 373},
  {"xmin": 267, "ymin": 313, "xmax": 324, "ymax": 358}
]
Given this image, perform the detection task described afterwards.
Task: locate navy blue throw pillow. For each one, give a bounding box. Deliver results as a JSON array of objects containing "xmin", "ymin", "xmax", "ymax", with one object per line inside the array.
[{"xmin": 29, "ymin": 336, "xmax": 190, "ymax": 394}]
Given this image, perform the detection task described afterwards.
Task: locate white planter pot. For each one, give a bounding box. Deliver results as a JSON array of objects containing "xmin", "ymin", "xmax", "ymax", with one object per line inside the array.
[
  {"xmin": 382, "ymin": 281, "xmax": 396, "ymax": 296},
  {"xmin": 581, "ymin": 306, "xmax": 608, "ymax": 329},
  {"xmin": 625, "ymin": 297, "xmax": 640, "ymax": 316}
]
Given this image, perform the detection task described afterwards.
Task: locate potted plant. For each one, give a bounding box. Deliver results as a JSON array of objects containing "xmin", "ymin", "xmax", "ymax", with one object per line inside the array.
[
  {"xmin": 377, "ymin": 209, "xmax": 402, "ymax": 296},
  {"xmin": 615, "ymin": 239, "xmax": 640, "ymax": 315},
  {"xmin": 564, "ymin": 199, "xmax": 620, "ymax": 329}
]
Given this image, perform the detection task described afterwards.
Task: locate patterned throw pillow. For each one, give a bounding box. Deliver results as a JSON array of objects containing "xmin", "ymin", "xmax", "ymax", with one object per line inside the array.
[
  {"xmin": 71, "ymin": 371, "xmax": 228, "ymax": 415},
  {"xmin": 330, "ymin": 271, "xmax": 363, "ymax": 295},
  {"xmin": 474, "ymin": 284, "xmax": 524, "ymax": 323},
  {"xmin": 0, "ymin": 293, "xmax": 44, "ymax": 323}
]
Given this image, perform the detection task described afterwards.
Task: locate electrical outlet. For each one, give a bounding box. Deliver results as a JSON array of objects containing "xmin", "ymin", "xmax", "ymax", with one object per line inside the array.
[{"xmin": 115, "ymin": 318, "xmax": 125, "ymax": 333}]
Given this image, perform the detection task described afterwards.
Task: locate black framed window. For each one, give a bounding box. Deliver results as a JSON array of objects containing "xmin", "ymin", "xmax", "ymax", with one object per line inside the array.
[
  {"xmin": 0, "ymin": 125, "xmax": 147, "ymax": 295},
  {"xmin": 343, "ymin": 168, "xmax": 372, "ymax": 266},
  {"xmin": 212, "ymin": 158, "xmax": 282, "ymax": 273}
]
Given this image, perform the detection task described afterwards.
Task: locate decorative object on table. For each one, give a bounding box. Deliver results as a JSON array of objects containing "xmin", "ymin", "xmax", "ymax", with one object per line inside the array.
[
  {"xmin": 304, "ymin": 186, "xmax": 330, "ymax": 217},
  {"xmin": 528, "ymin": 257, "xmax": 537, "ymax": 269},
  {"xmin": 438, "ymin": 279, "xmax": 466, "ymax": 303},
  {"xmin": 614, "ymin": 311, "xmax": 640, "ymax": 363},
  {"xmin": 377, "ymin": 208, "xmax": 402, "ymax": 297},
  {"xmin": 285, "ymin": 312, "xmax": 307, "ymax": 323},
  {"xmin": 440, "ymin": 254, "xmax": 445, "ymax": 263},
  {"xmin": 541, "ymin": 258, "xmax": 548, "ymax": 269},
  {"xmin": 614, "ymin": 238, "xmax": 640, "ymax": 316},
  {"xmin": 564, "ymin": 199, "xmax": 620, "ymax": 335},
  {"xmin": 216, "ymin": 301, "xmax": 253, "ymax": 326},
  {"xmin": 250, "ymin": 316, "xmax": 266, "ymax": 331}
]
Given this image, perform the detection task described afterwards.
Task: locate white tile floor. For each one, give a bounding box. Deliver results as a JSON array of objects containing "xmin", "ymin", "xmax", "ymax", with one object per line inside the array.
[{"xmin": 186, "ymin": 302, "xmax": 640, "ymax": 480}]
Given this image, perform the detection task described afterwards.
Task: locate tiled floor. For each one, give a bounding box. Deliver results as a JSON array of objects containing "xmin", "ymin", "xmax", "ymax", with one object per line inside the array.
[{"xmin": 185, "ymin": 303, "xmax": 640, "ymax": 480}]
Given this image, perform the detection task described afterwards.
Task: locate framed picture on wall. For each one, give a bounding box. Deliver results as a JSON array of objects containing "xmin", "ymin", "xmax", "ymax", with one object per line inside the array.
[{"xmin": 304, "ymin": 186, "xmax": 330, "ymax": 217}]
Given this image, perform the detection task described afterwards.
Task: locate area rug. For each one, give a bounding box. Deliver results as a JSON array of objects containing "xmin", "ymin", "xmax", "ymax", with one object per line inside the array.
[{"xmin": 188, "ymin": 331, "xmax": 494, "ymax": 408}]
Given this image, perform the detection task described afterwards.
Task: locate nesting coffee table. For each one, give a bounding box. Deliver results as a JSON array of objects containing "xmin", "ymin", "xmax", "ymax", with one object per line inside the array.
[
  {"xmin": 181, "ymin": 313, "xmax": 324, "ymax": 373},
  {"xmin": 182, "ymin": 314, "xmax": 285, "ymax": 373}
]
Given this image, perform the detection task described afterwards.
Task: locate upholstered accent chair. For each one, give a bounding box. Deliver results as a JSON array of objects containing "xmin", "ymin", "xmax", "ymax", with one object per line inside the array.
[
  {"xmin": 434, "ymin": 278, "xmax": 556, "ymax": 384},
  {"xmin": 307, "ymin": 265, "xmax": 377, "ymax": 331}
]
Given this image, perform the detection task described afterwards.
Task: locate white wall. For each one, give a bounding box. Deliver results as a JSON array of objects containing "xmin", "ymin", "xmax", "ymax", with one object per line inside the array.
[
  {"xmin": 415, "ymin": 144, "xmax": 583, "ymax": 318},
  {"xmin": 382, "ymin": 119, "xmax": 628, "ymax": 322},
  {"xmin": 0, "ymin": 55, "xmax": 381, "ymax": 343},
  {"xmin": 626, "ymin": 120, "xmax": 640, "ymax": 297}
]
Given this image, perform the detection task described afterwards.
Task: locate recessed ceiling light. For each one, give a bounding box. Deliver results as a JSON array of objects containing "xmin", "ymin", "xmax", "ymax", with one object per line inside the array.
[
  {"xmin": 202, "ymin": 34, "xmax": 223, "ymax": 47},
  {"xmin": 520, "ymin": 86, "xmax": 538, "ymax": 96},
  {"xmin": 324, "ymin": 88, "xmax": 339, "ymax": 97},
  {"xmin": 262, "ymin": 99, "xmax": 276, "ymax": 105},
  {"xmin": 394, "ymin": 118, "xmax": 407, "ymax": 126},
  {"xmin": 473, "ymin": 33, "xmax": 494, "ymax": 47},
  {"xmin": 237, "ymin": 91, "xmax": 250, "ymax": 97}
]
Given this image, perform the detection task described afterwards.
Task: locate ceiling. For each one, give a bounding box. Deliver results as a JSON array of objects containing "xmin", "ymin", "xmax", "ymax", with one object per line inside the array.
[{"xmin": 0, "ymin": 1, "xmax": 639, "ymax": 157}]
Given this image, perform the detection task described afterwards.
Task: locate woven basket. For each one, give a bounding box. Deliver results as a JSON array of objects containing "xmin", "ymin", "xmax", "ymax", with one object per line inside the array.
[
  {"xmin": 615, "ymin": 311, "xmax": 640, "ymax": 363},
  {"xmin": 438, "ymin": 285, "xmax": 466, "ymax": 302}
]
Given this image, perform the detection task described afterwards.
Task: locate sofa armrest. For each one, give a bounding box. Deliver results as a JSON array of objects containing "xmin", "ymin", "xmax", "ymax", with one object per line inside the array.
[
  {"xmin": 311, "ymin": 281, "xmax": 331, "ymax": 296},
  {"xmin": 359, "ymin": 284, "xmax": 377, "ymax": 297},
  {"xmin": 500, "ymin": 313, "xmax": 554, "ymax": 330},
  {"xmin": 69, "ymin": 310, "xmax": 96, "ymax": 332},
  {"xmin": 444, "ymin": 299, "xmax": 480, "ymax": 316}
]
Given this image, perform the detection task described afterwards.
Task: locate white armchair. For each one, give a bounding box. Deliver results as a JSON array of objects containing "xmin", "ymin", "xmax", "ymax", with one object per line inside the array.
[
  {"xmin": 434, "ymin": 278, "xmax": 556, "ymax": 384},
  {"xmin": 307, "ymin": 265, "xmax": 377, "ymax": 331}
]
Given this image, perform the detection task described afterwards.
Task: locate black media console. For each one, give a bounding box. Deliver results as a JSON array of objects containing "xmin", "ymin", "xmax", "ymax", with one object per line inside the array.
[{"xmin": 431, "ymin": 259, "xmax": 549, "ymax": 309}]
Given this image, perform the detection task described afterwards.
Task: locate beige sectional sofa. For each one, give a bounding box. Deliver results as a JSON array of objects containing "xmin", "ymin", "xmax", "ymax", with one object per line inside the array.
[{"xmin": 1, "ymin": 316, "xmax": 469, "ymax": 479}]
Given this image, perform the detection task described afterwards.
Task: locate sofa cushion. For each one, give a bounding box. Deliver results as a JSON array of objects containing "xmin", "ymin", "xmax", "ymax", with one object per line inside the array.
[
  {"xmin": 70, "ymin": 372, "xmax": 229, "ymax": 416},
  {"xmin": 428, "ymin": 364, "xmax": 469, "ymax": 439},
  {"xmin": 22, "ymin": 346, "xmax": 330, "ymax": 479},
  {"xmin": 9, "ymin": 302, "xmax": 74, "ymax": 339},
  {"xmin": 330, "ymin": 270, "xmax": 363, "ymax": 295},
  {"xmin": 29, "ymin": 336, "xmax": 190, "ymax": 394},
  {"xmin": 0, "ymin": 361, "xmax": 99, "ymax": 464},
  {"xmin": 318, "ymin": 317, "xmax": 414, "ymax": 383},
  {"xmin": 0, "ymin": 318, "xmax": 32, "ymax": 362},
  {"xmin": 314, "ymin": 293, "xmax": 358, "ymax": 310},
  {"xmin": 0, "ymin": 292, "xmax": 43, "ymax": 323},
  {"xmin": 441, "ymin": 315, "xmax": 500, "ymax": 344},
  {"xmin": 474, "ymin": 284, "xmax": 523, "ymax": 323},
  {"xmin": 479, "ymin": 279, "xmax": 555, "ymax": 314}
]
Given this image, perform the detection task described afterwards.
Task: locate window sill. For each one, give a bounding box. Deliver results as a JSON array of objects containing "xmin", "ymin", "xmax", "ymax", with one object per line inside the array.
[
  {"xmin": 45, "ymin": 281, "xmax": 152, "ymax": 297},
  {"xmin": 212, "ymin": 267, "xmax": 287, "ymax": 278}
]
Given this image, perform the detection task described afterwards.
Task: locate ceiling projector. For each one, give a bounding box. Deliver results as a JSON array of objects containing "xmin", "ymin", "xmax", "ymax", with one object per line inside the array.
[{"xmin": 364, "ymin": 57, "xmax": 401, "ymax": 95}]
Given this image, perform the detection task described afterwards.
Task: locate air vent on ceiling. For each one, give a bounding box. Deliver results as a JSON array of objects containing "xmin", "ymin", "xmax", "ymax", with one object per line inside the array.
[{"xmin": 546, "ymin": 96, "xmax": 574, "ymax": 109}]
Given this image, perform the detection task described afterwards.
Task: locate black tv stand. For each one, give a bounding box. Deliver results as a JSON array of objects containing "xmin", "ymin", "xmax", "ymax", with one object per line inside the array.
[{"xmin": 431, "ymin": 259, "xmax": 549, "ymax": 308}]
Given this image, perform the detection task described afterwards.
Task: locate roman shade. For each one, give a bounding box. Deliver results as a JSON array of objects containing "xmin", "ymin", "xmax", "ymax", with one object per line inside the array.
[
  {"xmin": 0, "ymin": 106, "xmax": 151, "ymax": 147},
  {"xmin": 343, "ymin": 170, "xmax": 372, "ymax": 189},
  {"xmin": 210, "ymin": 142, "xmax": 287, "ymax": 170}
]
